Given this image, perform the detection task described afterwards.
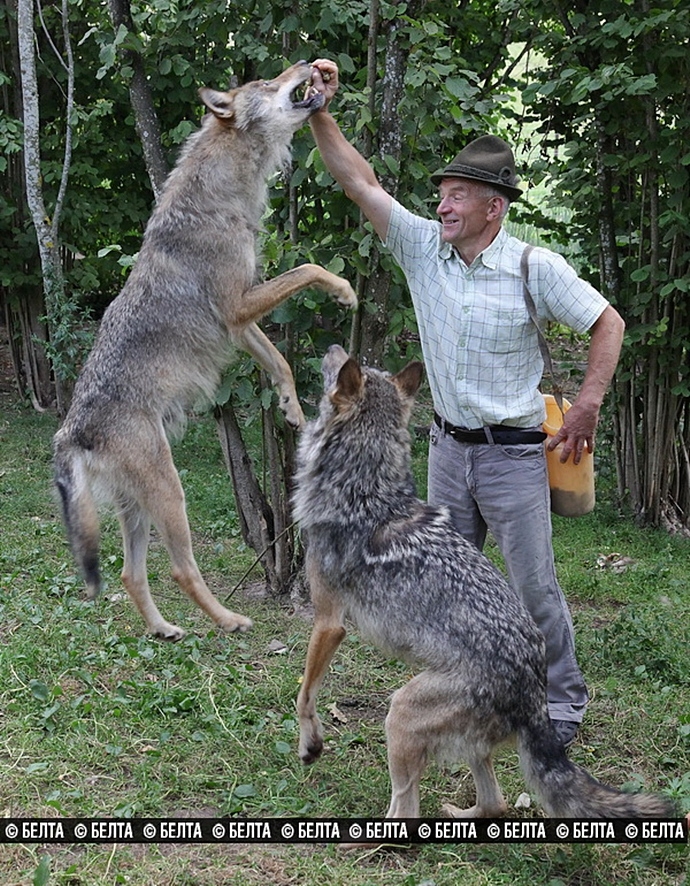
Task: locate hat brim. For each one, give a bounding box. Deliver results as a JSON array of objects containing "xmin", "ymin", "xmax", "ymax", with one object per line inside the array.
[{"xmin": 430, "ymin": 169, "xmax": 523, "ymax": 201}]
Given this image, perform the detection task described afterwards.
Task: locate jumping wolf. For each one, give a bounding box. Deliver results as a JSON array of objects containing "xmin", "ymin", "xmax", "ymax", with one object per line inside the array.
[
  {"xmin": 53, "ymin": 62, "xmax": 356, "ymax": 641},
  {"xmin": 293, "ymin": 345, "xmax": 673, "ymax": 819}
]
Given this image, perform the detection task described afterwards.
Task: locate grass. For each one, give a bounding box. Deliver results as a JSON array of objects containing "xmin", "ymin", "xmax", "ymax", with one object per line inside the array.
[{"xmin": 0, "ymin": 387, "xmax": 689, "ymax": 886}]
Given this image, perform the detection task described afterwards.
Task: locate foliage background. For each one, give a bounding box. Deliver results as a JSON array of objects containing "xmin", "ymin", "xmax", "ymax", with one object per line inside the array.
[
  {"xmin": 2, "ymin": 0, "xmax": 689, "ymax": 531},
  {"xmin": 2, "ymin": 0, "xmax": 689, "ymax": 532}
]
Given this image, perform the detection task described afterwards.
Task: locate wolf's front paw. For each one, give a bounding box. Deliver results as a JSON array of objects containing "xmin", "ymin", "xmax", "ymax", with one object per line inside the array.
[
  {"xmin": 332, "ymin": 280, "xmax": 358, "ymax": 309},
  {"xmin": 280, "ymin": 394, "xmax": 306, "ymax": 429}
]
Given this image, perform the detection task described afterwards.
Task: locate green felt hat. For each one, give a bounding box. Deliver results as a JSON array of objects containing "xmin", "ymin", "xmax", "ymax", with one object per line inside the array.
[{"xmin": 431, "ymin": 135, "xmax": 523, "ymax": 200}]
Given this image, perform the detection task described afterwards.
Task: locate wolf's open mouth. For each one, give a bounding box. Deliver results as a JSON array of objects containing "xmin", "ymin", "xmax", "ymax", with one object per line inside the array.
[{"xmin": 291, "ymin": 71, "xmax": 329, "ymax": 110}]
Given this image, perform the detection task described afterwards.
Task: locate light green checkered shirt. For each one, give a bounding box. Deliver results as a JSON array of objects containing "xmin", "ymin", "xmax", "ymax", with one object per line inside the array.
[{"xmin": 384, "ymin": 199, "xmax": 609, "ymax": 429}]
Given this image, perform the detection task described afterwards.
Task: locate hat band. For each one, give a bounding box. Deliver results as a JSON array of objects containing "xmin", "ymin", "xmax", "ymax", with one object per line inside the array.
[{"xmin": 442, "ymin": 163, "xmax": 517, "ymax": 188}]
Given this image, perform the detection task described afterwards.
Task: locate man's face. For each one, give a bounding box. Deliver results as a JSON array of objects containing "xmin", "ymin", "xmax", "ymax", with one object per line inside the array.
[{"xmin": 436, "ymin": 178, "xmax": 496, "ymax": 245}]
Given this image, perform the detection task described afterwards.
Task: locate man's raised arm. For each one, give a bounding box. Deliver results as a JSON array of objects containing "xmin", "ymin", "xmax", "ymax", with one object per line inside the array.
[{"xmin": 310, "ymin": 59, "xmax": 393, "ymax": 241}]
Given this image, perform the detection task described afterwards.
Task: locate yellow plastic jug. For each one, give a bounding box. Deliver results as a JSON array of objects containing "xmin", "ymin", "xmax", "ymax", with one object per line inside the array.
[{"xmin": 542, "ymin": 394, "xmax": 595, "ymax": 517}]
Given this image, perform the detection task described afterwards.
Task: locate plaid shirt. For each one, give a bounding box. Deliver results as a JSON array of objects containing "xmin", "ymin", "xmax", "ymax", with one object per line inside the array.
[{"xmin": 384, "ymin": 199, "xmax": 609, "ymax": 429}]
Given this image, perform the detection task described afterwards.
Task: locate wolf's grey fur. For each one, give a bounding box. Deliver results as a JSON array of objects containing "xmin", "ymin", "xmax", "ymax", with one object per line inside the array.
[
  {"xmin": 53, "ymin": 62, "xmax": 356, "ymax": 641},
  {"xmin": 293, "ymin": 345, "xmax": 673, "ymax": 819}
]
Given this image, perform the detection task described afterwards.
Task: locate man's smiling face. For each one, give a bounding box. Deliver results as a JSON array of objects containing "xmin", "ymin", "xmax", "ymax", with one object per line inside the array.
[{"xmin": 436, "ymin": 178, "xmax": 497, "ymax": 247}]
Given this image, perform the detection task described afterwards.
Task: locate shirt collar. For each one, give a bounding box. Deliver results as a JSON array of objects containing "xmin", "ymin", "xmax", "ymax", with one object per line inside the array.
[{"xmin": 438, "ymin": 226, "xmax": 508, "ymax": 268}]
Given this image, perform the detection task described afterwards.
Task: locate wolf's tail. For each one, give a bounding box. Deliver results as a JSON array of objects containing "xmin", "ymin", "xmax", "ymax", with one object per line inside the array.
[
  {"xmin": 517, "ymin": 719, "xmax": 674, "ymax": 818},
  {"xmin": 53, "ymin": 431, "xmax": 102, "ymax": 597}
]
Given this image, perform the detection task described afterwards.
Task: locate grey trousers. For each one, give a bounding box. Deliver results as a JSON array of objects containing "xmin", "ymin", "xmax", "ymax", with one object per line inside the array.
[{"xmin": 428, "ymin": 421, "xmax": 589, "ymax": 723}]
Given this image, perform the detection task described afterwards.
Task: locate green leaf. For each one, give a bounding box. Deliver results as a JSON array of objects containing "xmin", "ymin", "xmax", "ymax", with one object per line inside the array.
[
  {"xmin": 30, "ymin": 680, "xmax": 50, "ymax": 702},
  {"xmin": 326, "ymin": 255, "xmax": 345, "ymax": 275},
  {"xmin": 33, "ymin": 856, "xmax": 50, "ymax": 886}
]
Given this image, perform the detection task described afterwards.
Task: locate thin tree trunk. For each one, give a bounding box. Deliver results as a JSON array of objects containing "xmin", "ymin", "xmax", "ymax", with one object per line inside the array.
[
  {"xmin": 356, "ymin": 7, "xmax": 416, "ymax": 366},
  {"xmin": 260, "ymin": 378, "xmax": 296, "ymax": 594},
  {"xmin": 17, "ymin": 0, "xmax": 73, "ymax": 414},
  {"xmin": 349, "ymin": 0, "xmax": 380, "ymax": 359},
  {"xmin": 108, "ymin": 0, "xmax": 168, "ymax": 199},
  {"xmin": 215, "ymin": 401, "xmax": 276, "ymax": 579}
]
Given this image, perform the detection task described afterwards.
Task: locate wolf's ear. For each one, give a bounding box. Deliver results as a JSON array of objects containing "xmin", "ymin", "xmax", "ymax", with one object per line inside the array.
[
  {"xmin": 199, "ymin": 87, "xmax": 236, "ymax": 120},
  {"xmin": 392, "ymin": 361, "xmax": 424, "ymax": 400},
  {"xmin": 331, "ymin": 358, "xmax": 364, "ymax": 410}
]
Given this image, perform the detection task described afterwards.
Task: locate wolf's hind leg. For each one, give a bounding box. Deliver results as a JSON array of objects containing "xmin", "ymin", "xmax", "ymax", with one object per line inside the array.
[
  {"xmin": 385, "ymin": 672, "xmax": 509, "ymax": 819},
  {"xmin": 440, "ymin": 751, "xmax": 508, "ymax": 819},
  {"xmin": 118, "ymin": 504, "xmax": 186, "ymax": 641},
  {"xmin": 117, "ymin": 428, "xmax": 252, "ymax": 636},
  {"xmin": 150, "ymin": 472, "xmax": 253, "ymax": 634},
  {"xmin": 384, "ymin": 675, "xmax": 435, "ymax": 818}
]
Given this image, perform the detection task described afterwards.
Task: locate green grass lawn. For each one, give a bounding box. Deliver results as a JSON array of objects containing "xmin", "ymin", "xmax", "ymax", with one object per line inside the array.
[{"xmin": 0, "ymin": 392, "xmax": 688, "ymax": 885}]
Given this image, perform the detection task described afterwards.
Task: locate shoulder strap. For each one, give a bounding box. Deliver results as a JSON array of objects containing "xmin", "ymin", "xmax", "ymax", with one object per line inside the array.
[{"xmin": 520, "ymin": 245, "xmax": 565, "ymax": 415}]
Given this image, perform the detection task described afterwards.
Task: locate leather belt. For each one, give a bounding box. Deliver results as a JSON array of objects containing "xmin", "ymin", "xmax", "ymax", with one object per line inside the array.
[{"xmin": 433, "ymin": 412, "xmax": 547, "ymax": 445}]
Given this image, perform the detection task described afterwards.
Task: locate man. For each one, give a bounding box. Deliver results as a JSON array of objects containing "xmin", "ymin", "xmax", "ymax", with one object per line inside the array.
[{"xmin": 308, "ymin": 59, "xmax": 625, "ymax": 747}]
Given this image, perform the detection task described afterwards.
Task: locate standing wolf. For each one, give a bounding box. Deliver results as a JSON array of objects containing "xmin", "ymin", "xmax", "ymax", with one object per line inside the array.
[
  {"xmin": 293, "ymin": 346, "xmax": 672, "ymax": 819},
  {"xmin": 53, "ymin": 62, "xmax": 357, "ymax": 641}
]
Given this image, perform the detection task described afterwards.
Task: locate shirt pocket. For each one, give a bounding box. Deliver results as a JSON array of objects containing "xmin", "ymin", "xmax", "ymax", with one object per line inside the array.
[{"xmin": 477, "ymin": 305, "xmax": 532, "ymax": 354}]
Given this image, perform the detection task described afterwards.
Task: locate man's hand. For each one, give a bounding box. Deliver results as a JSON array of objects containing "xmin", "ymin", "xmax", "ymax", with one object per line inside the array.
[
  {"xmin": 546, "ymin": 399, "xmax": 598, "ymax": 465},
  {"xmin": 311, "ymin": 58, "xmax": 339, "ymax": 109},
  {"xmin": 547, "ymin": 304, "xmax": 625, "ymax": 465}
]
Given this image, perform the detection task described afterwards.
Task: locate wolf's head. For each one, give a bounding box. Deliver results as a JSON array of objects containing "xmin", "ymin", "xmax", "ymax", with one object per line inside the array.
[
  {"xmin": 292, "ymin": 346, "xmax": 424, "ymax": 529},
  {"xmin": 320, "ymin": 345, "xmax": 423, "ymax": 428},
  {"xmin": 199, "ymin": 61, "xmax": 324, "ymax": 134}
]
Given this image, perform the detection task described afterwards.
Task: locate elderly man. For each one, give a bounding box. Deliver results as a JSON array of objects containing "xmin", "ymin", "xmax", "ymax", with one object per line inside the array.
[{"xmin": 307, "ymin": 59, "xmax": 625, "ymax": 747}]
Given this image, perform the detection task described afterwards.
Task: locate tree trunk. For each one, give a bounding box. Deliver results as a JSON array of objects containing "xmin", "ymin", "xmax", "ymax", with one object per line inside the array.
[
  {"xmin": 0, "ymin": 0, "xmax": 49, "ymax": 406},
  {"xmin": 260, "ymin": 377, "xmax": 298, "ymax": 593},
  {"xmin": 108, "ymin": 0, "xmax": 168, "ymax": 199},
  {"xmin": 611, "ymin": 32, "xmax": 689, "ymax": 533},
  {"xmin": 349, "ymin": 0, "xmax": 379, "ymax": 359},
  {"xmin": 355, "ymin": 11, "xmax": 412, "ymax": 366},
  {"xmin": 215, "ymin": 392, "xmax": 298, "ymax": 595},
  {"xmin": 215, "ymin": 401, "xmax": 277, "ymax": 579},
  {"xmin": 17, "ymin": 0, "xmax": 73, "ymax": 414}
]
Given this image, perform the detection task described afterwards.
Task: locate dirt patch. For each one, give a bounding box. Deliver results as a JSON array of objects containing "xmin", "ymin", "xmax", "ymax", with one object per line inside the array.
[{"xmin": 336, "ymin": 694, "xmax": 391, "ymax": 724}]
